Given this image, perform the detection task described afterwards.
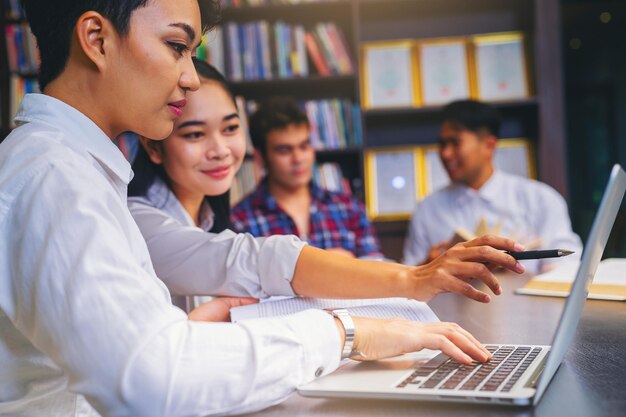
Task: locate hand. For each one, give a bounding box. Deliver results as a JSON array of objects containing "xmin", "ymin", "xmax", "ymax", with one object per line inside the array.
[
  {"xmin": 326, "ymin": 247, "xmax": 356, "ymax": 258},
  {"xmin": 407, "ymin": 235, "xmax": 526, "ymax": 303},
  {"xmin": 345, "ymin": 317, "xmax": 491, "ymax": 365},
  {"xmin": 188, "ymin": 297, "xmax": 259, "ymax": 322},
  {"xmin": 423, "ymin": 240, "xmax": 452, "ymax": 264}
]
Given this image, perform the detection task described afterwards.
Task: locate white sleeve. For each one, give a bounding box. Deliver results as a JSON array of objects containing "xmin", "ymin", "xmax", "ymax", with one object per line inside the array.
[
  {"xmin": 128, "ymin": 200, "xmax": 305, "ymax": 298},
  {"xmin": 3, "ymin": 163, "xmax": 340, "ymax": 417},
  {"xmin": 403, "ymin": 202, "xmax": 430, "ymax": 265},
  {"xmin": 533, "ymin": 186, "xmax": 583, "ymax": 270}
]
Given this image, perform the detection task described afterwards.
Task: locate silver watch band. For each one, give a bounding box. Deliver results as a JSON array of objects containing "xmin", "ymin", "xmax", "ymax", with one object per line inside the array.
[{"xmin": 325, "ymin": 308, "xmax": 360, "ymax": 360}]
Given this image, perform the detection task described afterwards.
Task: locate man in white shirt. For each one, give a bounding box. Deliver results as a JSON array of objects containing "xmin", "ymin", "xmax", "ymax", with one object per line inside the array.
[
  {"xmin": 0, "ymin": 2, "xmax": 528, "ymax": 417},
  {"xmin": 403, "ymin": 100, "xmax": 582, "ymax": 273}
]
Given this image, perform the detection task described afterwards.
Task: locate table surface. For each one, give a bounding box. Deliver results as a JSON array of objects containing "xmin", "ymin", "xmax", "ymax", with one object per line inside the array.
[{"xmin": 243, "ymin": 274, "xmax": 626, "ymax": 417}]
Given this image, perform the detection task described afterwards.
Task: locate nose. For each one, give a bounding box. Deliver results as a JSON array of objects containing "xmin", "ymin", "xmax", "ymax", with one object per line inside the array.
[
  {"xmin": 206, "ymin": 135, "xmax": 230, "ymax": 160},
  {"xmin": 180, "ymin": 56, "xmax": 201, "ymax": 92}
]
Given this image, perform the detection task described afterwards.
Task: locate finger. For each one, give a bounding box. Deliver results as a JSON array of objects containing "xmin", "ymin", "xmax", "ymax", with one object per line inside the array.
[
  {"xmin": 423, "ymin": 334, "xmax": 473, "ymax": 365},
  {"xmin": 446, "ymin": 261, "xmax": 502, "ymax": 295},
  {"xmin": 456, "ymin": 246, "xmax": 525, "ymax": 274},
  {"xmin": 445, "ymin": 274, "xmax": 492, "ymax": 303},
  {"xmin": 463, "ymin": 235, "xmax": 525, "ymax": 252},
  {"xmin": 434, "ymin": 323, "xmax": 490, "ymax": 362},
  {"xmin": 452, "ymin": 325, "xmax": 492, "ymax": 358}
]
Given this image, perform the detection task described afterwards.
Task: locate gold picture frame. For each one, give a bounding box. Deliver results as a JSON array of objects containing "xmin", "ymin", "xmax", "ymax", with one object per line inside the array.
[
  {"xmin": 421, "ymin": 138, "xmax": 536, "ymax": 198},
  {"xmin": 416, "ymin": 36, "xmax": 474, "ymax": 106},
  {"xmin": 494, "ymin": 138, "xmax": 536, "ymax": 179},
  {"xmin": 360, "ymin": 40, "xmax": 420, "ymax": 109},
  {"xmin": 470, "ymin": 32, "xmax": 533, "ymax": 102},
  {"xmin": 364, "ymin": 146, "xmax": 423, "ymax": 221}
]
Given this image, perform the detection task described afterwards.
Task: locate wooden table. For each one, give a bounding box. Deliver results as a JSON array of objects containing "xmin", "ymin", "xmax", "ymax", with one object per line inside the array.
[{"xmin": 243, "ymin": 274, "xmax": 626, "ymax": 417}]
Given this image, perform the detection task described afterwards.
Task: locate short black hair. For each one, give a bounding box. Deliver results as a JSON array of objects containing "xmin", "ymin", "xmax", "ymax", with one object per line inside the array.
[
  {"xmin": 249, "ymin": 96, "xmax": 309, "ymax": 158},
  {"xmin": 21, "ymin": 0, "xmax": 221, "ymax": 91},
  {"xmin": 441, "ymin": 100, "xmax": 501, "ymax": 137}
]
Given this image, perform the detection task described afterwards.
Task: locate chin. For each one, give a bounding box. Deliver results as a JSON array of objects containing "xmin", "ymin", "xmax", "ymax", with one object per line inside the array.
[{"xmin": 136, "ymin": 120, "xmax": 175, "ymax": 141}]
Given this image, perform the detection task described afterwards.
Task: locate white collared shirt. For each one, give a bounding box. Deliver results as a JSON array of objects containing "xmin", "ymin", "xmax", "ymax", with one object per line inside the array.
[
  {"xmin": 403, "ymin": 170, "xmax": 583, "ymax": 273},
  {"xmin": 0, "ymin": 94, "xmax": 340, "ymax": 417},
  {"xmin": 127, "ymin": 177, "xmax": 307, "ymax": 305}
]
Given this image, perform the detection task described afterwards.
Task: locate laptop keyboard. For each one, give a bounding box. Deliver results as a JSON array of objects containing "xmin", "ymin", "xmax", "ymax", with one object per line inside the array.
[{"xmin": 397, "ymin": 345, "xmax": 543, "ymax": 392}]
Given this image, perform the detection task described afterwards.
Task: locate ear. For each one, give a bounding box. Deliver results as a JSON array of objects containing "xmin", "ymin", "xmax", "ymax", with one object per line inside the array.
[
  {"xmin": 139, "ymin": 136, "xmax": 165, "ymax": 165},
  {"xmin": 74, "ymin": 11, "xmax": 115, "ymax": 72},
  {"xmin": 253, "ymin": 149, "xmax": 265, "ymax": 169},
  {"xmin": 484, "ymin": 134, "xmax": 498, "ymax": 153}
]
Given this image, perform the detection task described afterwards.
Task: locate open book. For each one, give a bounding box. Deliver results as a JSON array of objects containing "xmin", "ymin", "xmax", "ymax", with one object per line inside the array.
[
  {"xmin": 515, "ymin": 258, "xmax": 626, "ymax": 301},
  {"xmin": 230, "ymin": 297, "xmax": 439, "ymax": 323},
  {"xmin": 449, "ymin": 218, "xmax": 542, "ymax": 249}
]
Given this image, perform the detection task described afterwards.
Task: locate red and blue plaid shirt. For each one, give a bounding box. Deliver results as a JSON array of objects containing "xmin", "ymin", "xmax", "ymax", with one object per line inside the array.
[{"xmin": 231, "ymin": 180, "xmax": 383, "ymax": 258}]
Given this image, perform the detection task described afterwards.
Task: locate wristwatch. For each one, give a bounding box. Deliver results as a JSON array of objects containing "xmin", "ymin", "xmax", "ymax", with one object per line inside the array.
[{"xmin": 325, "ymin": 308, "xmax": 365, "ymax": 360}]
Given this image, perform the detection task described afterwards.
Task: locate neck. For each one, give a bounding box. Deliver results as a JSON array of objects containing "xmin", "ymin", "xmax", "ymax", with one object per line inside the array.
[
  {"xmin": 45, "ymin": 67, "xmax": 119, "ymax": 139},
  {"xmin": 268, "ymin": 178, "xmax": 310, "ymax": 204},
  {"xmin": 467, "ymin": 164, "xmax": 495, "ymax": 190},
  {"xmin": 176, "ymin": 192, "xmax": 205, "ymax": 226}
]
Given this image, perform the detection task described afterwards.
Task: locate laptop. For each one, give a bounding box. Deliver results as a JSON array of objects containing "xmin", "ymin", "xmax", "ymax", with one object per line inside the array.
[{"xmin": 299, "ymin": 164, "xmax": 626, "ymax": 406}]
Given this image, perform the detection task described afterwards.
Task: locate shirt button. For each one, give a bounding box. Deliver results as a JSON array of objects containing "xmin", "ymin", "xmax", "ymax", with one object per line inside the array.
[{"xmin": 315, "ymin": 367, "xmax": 324, "ymax": 377}]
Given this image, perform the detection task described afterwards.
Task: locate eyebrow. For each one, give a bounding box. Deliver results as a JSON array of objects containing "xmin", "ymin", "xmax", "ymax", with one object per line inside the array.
[
  {"xmin": 169, "ymin": 22, "xmax": 201, "ymax": 48},
  {"xmin": 224, "ymin": 113, "xmax": 239, "ymax": 121},
  {"xmin": 177, "ymin": 120, "xmax": 205, "ymax": 130}
]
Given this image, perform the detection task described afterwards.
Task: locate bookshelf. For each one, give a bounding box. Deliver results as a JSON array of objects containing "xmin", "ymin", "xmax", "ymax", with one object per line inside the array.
[
  {"xmin": 0, "ymin": 1, "xmax": 567, "ymax": 261},
  {"xmin": 1, "ymin": 1, "xmax": 39, "ymax": 141},
  {"xmin": 214, "ymin": 0, "xmax": 566, "ymax": 260}
]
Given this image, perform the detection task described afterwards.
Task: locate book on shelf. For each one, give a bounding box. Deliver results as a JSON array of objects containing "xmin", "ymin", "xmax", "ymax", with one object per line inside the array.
[
  {"xmin": 196, "ymin": 27, "xmax": 225, "ymax": 75},
  {"xmin": 5, "ymin": 23, "xmax": 40, "ymax": 74},
  {"xmin": 515, "ymin": 258, "xmax": 626, "ymax": 301},
  {"xmin": 4, "ymin": 0, "xmax": 25, "ymax": 20},
  {"xmin": 230, "ymin": 296, "xmax": 440, "ymax": 324},
  {"xmin": 220, "ymin": 0, "xmax": 340, "ymax": 8},
  {"xmin": 219, "ymin": 20, "xmax": 353, "ymax": 81},
  {"xmin": 241, "ymin": 97, "xmax": 362, "ymax": 151},
  {"xmin": 9, "ymin": 75, "xmax": 39, "ymax": 128},
  {"xmin": 313, "ymin": 162, "xmax": 352, "ymax": 195}
]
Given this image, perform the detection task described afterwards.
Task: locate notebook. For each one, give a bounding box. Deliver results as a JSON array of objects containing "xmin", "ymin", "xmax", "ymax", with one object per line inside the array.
[{"xmin": 516, "ymin": 258, "xmax": 626, "ymax": 301}]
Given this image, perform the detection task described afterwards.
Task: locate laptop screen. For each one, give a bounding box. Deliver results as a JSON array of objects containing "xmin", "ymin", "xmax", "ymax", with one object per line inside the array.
[{"xmin": 533, "ymin": 164, "xmax": 626, "ymax": 404}]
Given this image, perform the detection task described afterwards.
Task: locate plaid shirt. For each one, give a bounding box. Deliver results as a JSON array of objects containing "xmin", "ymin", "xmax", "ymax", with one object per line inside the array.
[{"xmin": 231, "ymin": 180, "xmax": 382, "ymax": 258}]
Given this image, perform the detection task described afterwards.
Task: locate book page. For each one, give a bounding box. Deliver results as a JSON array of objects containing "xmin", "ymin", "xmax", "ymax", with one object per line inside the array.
[{"xmin": 231, "ymin": 297, "xmax": 439, "ymax": 323}]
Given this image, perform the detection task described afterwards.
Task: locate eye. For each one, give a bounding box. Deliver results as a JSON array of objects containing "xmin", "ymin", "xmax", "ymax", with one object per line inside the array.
[
  {"xmin": 168, "ymin": 41, "xmax": 190, "ymax": 56},
  {"xmin": 224, "ymin": 123, "xmax": 240, "ymax": 134},
  {"xmin": 182, "ymin": 131, "xmax": 204, "ymax": 140}
]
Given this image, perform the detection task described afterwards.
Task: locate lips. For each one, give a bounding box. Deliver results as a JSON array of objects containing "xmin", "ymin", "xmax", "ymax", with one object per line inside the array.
[
  {"xmin": 201, "ymin": 165, "xmax": 231, "ymax": 179},
  {"xmin": 168, "ymin": 99, "xmax": 187, "ymax": 117}
]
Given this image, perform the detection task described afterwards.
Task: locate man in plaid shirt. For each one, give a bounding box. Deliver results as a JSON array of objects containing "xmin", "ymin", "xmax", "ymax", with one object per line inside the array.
[{"xmin": 231, "ymin": 97, "xmax": 382, "ymax": 259}]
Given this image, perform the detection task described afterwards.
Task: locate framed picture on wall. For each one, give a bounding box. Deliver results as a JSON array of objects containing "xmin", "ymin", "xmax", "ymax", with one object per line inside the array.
[
  {"xmin": 494, "ymin": 138, "xmax": 536, "ymax": 179},
  {"xmin": 422, "ymin": 145, "xmax": 450, "ymax": 196},
  {"xmin": 364, "ymin": 147, "xmax": 423, "ymax": 221},
  {"xmin": 417, "ymin": 37, "xmax": 473, "ymax": 106},
  {"xmin": 360, "ymin": 41, "xmax": 420, "ymax": 109},
  {"xmin": 471, "ymin": 32, "xmax": 532, "ymax": 101}
]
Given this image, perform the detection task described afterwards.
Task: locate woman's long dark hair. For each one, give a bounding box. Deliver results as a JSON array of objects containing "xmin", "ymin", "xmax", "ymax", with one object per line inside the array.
[{"xmin": 128, "ymin": 59, "xmax": 237, "ymax": 233}]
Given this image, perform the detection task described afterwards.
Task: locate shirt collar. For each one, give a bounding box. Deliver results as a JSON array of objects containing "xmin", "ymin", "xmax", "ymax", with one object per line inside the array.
[
  {"xmin": 255, "ymin": 178, "xmax": 325, "ymax": 211},
  {"xmin": 145, "ymin": 177, "xmax": 214, "ymax": 231},
  {"xmin": 14, "ymin": 93, "xmax": 133, "ymax": 185},
  {"xmin": 449, "ymin": 170, "xmax": 503, "ymax": 204},
  {"xmin": 477, "ymin": 170, "xmax": 505, "ymax": 203}
]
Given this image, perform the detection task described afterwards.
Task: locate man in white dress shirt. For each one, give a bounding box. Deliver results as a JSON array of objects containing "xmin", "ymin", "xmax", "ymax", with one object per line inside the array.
[
  {"xmin": 403, "ymin": 100, "xmax": 582, "ymax": 273},
  {"xmin": 0, "ymin": 2, "xmax": 529, "ymax": 417}
]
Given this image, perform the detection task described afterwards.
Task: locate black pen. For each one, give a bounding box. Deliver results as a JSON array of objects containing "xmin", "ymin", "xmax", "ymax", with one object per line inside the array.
[{"xmin": 505, "ymin": 249, "xmax": 575, "ymax": 260}]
